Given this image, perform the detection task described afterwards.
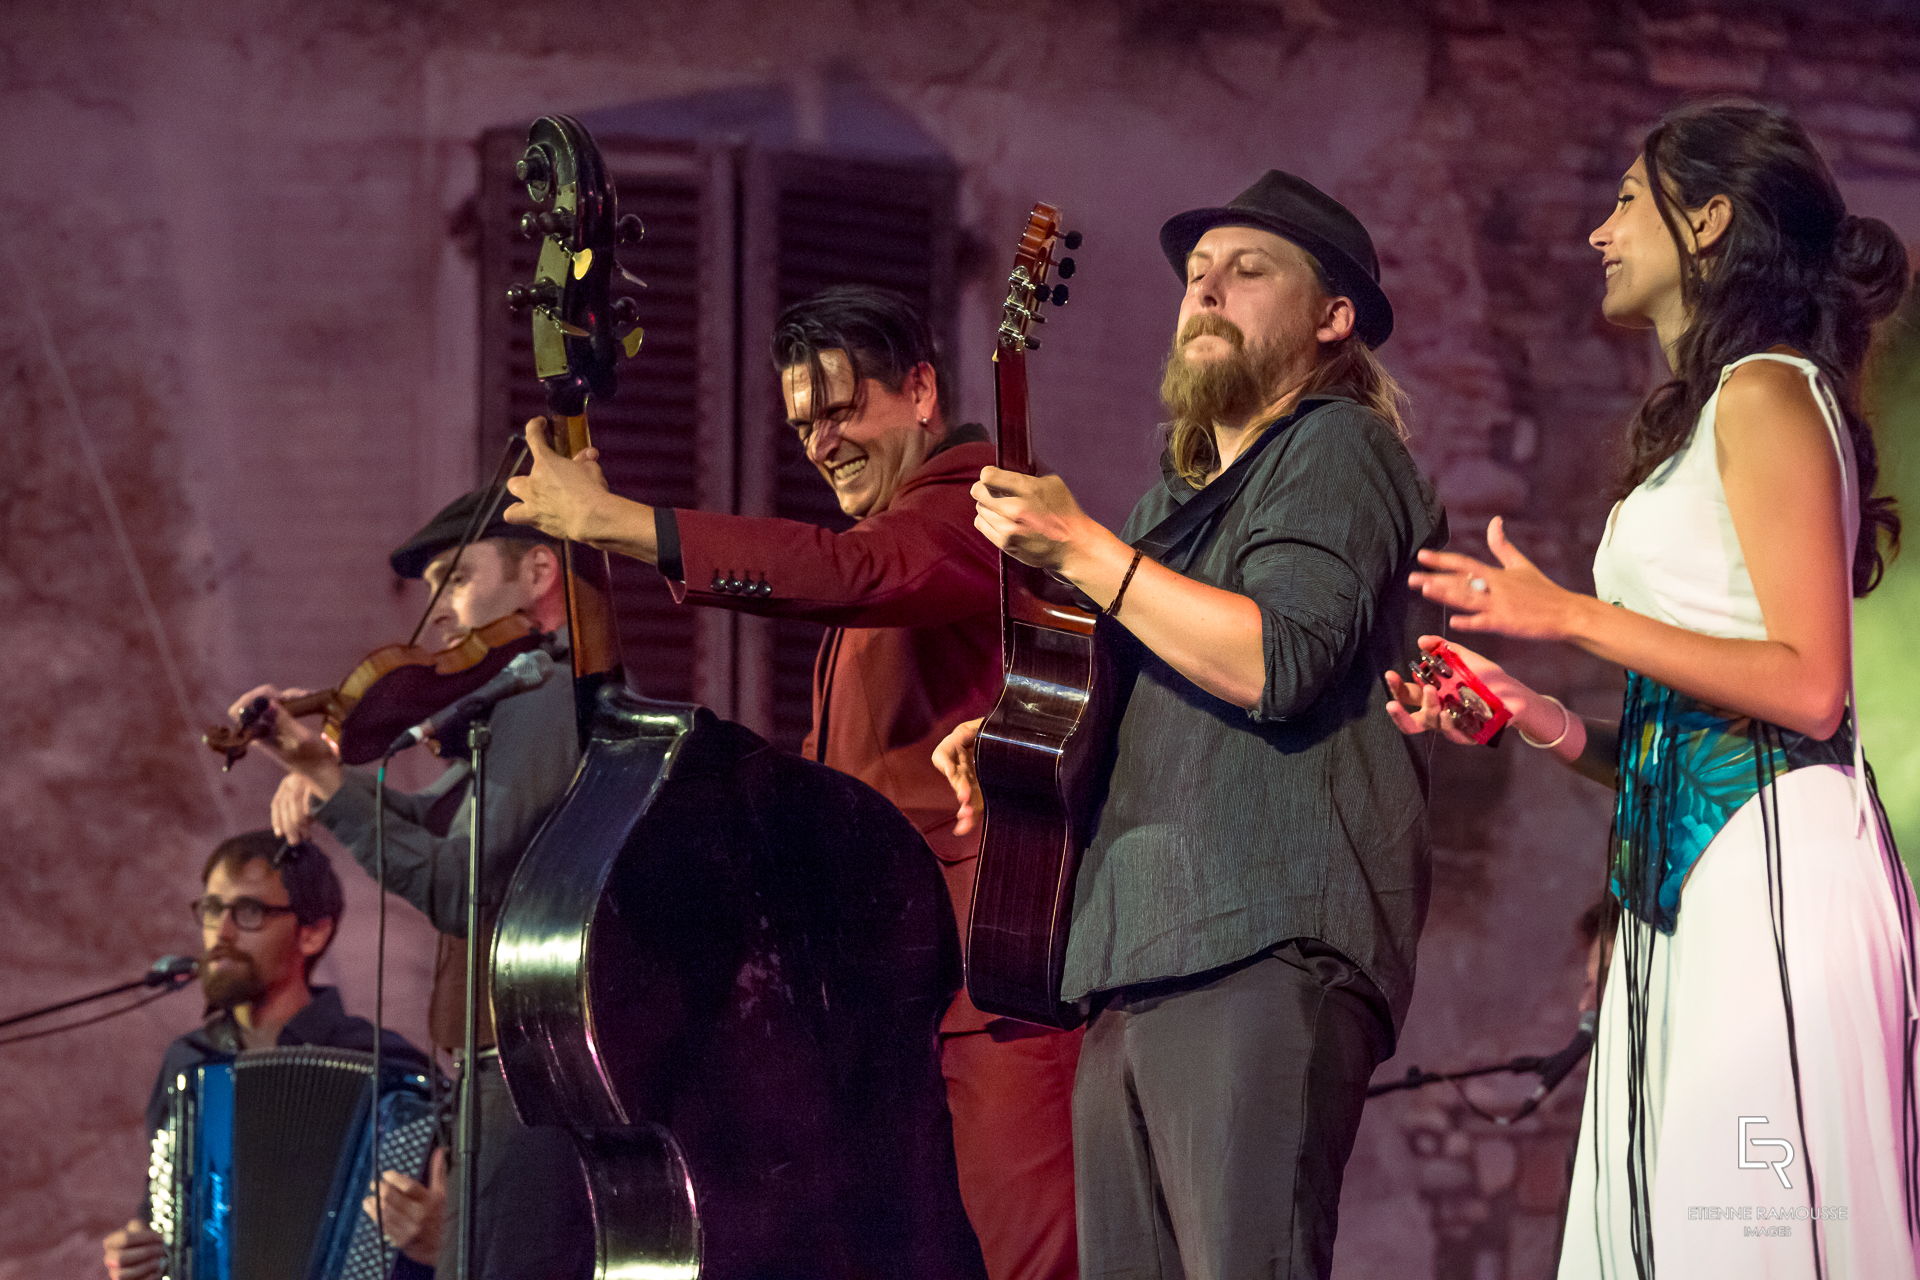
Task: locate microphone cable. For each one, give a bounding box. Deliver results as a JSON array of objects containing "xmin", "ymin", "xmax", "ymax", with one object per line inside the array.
[{"xmin": 0, "ymin": 984, "xmax": 188, "ymax": 1048}]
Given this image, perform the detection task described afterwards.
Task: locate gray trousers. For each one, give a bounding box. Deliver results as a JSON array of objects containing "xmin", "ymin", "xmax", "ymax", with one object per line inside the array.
[{"xmin": 1072, "ymin": 941, "xmax": 1393, "ymax": 1280}]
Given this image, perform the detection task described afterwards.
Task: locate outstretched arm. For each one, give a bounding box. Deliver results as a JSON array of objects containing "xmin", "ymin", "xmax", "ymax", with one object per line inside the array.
[
  {"xmin": 1383, "ymin": 635, "xmax": 1620, "ymax": 789},
  {"xmin": 1409, "ymin": 360, "xmax": 1853, "ymax": 740},
  {"xmin": 502, "ymin": 417, "xmax": 660, "ymax": 562}
]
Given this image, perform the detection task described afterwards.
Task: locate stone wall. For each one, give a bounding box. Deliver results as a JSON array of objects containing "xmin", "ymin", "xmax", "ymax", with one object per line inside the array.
[{"xmin": 2, "ymin": 1, "xmax": 1916, "ymax": 1275}]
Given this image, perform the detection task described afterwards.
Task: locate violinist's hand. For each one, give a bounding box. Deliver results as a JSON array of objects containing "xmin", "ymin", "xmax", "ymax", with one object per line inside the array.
[
  {"xmin": 226, "ymin": 685, "xmax": 343, "ymax": 800},
  {"xmin": 101, "ymin": 1219, "xmax": 163, "ymax": 1280},
  {"xmin": 970, "ymin": 468, "xmax": 1114, "ymax": 576},
  {"xmin": 363, "ymin": 1148, "xmax": 446, "ymax": 1267},
  {"xmin": 270, "ymin": 771, "xmax": 326, "ymax": 843},
  {"xmin": 502, "ymin": 417, "xmax": 611, "ymax": 544},
  {"xmin": 1382, "ymin": 636, "xmax": 1543, "ymax": 746},
  {"xmin": 932, "ymin": 718, "xmax": 986, "ymax": 836}
]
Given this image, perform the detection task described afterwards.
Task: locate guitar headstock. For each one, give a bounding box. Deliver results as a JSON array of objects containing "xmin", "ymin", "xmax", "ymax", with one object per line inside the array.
[
  {"xmin": 996, "ymin": 202, "xmax": 1081, "ymax": 356},
  {"xmin": 506, "ymin": 115, "xmax": 646, "ymax": 420}
]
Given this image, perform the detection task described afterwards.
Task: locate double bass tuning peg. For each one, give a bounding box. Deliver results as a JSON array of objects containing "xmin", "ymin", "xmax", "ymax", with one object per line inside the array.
[
  {"xmin": 1057, "ymin": 257, "xmax": 1076, "ymax": 279},
  {"xmin": 505, "ymin": 280, "xmax": 560, "ymax": 313},
  {"xmin": 518, "ymin": 209, "xmax": 576, "ymax": 241},
  {"xmin": 1063, "ymin": 229, "xmax": 1084, "ymax": 251}
]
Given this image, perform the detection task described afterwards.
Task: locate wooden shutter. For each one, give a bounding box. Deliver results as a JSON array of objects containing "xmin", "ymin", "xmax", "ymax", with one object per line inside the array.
[{"xmin": 736, "ymin": 150, "xmax": 959, "ymax": 749}]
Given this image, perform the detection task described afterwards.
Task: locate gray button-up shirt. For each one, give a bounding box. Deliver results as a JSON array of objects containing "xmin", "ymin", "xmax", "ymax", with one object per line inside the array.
[{"xmin": 1061, "ymin": 400, "xmax": 1445, "ymax": 1039}]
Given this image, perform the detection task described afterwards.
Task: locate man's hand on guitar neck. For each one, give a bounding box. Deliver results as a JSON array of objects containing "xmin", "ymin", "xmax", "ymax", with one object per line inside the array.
[
  {"xmin": 932, "ymin": 717, "xmax": 986, "ymax": 836},
  {"xmin": 971, "ymin": 465, "xmax": 1268, "ymax": 711}
]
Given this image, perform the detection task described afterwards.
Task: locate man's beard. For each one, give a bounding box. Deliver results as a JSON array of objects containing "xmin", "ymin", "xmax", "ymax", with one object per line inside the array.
[
  {"xmin": 1158, "ymin": 314, "xmax": 1293, "ymax": 426},
  {"xmin": 200, "ymin": 949, "xmax": 266, "ymax": 1010}
]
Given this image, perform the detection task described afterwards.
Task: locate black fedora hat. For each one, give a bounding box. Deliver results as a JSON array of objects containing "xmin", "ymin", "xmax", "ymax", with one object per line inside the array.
[
  {"xmin": 1159, "ymin": 170, "xmax": 1393, "ymax": 348},
  {"xmin": 389, "ymin": 486, "xmax": 559, "ymax": 580}
]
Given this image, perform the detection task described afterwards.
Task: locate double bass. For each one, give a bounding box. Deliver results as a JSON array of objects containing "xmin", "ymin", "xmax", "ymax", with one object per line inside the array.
[{"xmin": 486, "ymin": 118, "xmax": 983, "ymax": 1280}]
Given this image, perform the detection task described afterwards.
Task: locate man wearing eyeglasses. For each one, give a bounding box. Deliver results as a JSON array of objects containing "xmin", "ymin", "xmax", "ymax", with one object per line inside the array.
[{"xmin": 101, "ymin": 830, "xmax": 438, "ymax": 1280}]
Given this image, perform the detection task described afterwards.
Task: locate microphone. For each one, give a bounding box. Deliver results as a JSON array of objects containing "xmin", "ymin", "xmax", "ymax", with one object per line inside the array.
[
  {"xmin": 1508, "ymin": 1010, "xmax": 1597, "ymax": 1122},
  {"xmin": 386, "ymin": 649, "xmax": 556, "ymax": 755},
  {"xmin": 145, "ymin": 955, "xmax": 200, "ymax": 987}
]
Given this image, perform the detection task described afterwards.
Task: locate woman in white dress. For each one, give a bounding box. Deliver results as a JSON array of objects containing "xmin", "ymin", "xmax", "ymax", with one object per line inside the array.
[{"xmin": 1385, "ymin": 100, "xmax": 1917, "ymax": 1278}]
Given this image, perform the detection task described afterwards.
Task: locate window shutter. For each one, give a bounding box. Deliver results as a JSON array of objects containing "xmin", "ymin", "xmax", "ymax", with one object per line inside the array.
[{"xmin": 737, "ymin": 150, "xmax": 959, "ymax": 749}]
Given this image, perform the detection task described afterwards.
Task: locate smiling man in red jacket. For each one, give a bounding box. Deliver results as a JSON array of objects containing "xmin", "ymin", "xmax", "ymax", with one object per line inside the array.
[{"xmin": 503, "ymin": 285, "xmax": 1079, "ymax": 1280}]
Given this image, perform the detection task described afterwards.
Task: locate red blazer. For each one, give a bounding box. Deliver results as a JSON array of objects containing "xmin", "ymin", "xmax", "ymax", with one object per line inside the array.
[{"xmin": 668, "ymin": 437, "xmax": 1003, "ymax": 1032}]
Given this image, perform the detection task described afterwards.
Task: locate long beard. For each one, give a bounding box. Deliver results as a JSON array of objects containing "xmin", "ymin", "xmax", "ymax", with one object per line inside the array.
[
  {"xmin": 1158, "ymin": 314, "xmax": 1291, "ymax": 428},
  {"xmin": 200, "ymin": 951, "xmax": 266, "ymax": 1010}
]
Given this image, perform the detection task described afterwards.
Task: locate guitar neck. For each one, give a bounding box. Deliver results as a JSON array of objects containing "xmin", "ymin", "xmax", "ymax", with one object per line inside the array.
[
  {"xmin": 555, "ymin": 413, "xmax": 623, "ymax": 678},
  {"xmin": 993, "ymin": 348, "xmax": 1036, "ymax": 475}
]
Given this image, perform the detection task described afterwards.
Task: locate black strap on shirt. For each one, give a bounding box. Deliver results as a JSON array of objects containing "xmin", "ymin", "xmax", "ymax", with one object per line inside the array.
[{"xmin": 1133, "ymin": 396, "xmax": 1343, "ymax": 573}]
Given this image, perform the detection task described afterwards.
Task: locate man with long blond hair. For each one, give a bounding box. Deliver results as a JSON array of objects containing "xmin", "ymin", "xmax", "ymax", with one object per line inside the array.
[{"xmin": 937, "ymin": 171, "xmax": 1445, "ymax": 1277}]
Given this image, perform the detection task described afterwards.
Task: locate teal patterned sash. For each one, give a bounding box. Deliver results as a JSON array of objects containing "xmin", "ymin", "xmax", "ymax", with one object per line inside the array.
[{"xmin": 1610, "ymin": 671, "xmax": 1852, "ymax": 932}]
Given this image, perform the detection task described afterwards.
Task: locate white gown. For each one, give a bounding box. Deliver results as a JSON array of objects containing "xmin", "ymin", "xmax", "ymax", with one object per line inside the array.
[{"xmin": 1562, "ymin": 353, "xmax": 1920, "ymax": 1279}]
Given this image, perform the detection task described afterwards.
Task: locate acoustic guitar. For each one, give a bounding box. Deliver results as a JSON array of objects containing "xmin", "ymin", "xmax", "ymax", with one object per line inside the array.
[{"xmin": 968, "ymin": 203, "xmax": 1108, "ymax": 1031}]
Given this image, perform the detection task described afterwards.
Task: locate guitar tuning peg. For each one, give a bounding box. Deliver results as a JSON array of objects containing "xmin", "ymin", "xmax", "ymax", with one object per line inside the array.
[
  {"xmin": 517, "ymin": 212, "xmax": 542, "ymax": 241},
  {"xmin": 1025, "ymin": 336, "xmax": 1041, "ymax": 351},
  {"xmin": 538, "ymin": 208, "xmax": 574, "ymax": 237},
  {"xmin": 611, "ymin": 296, "xmax": 640, "ymax": 326},
  {"xmin": 1057, "ymin": 257, "xmax": 1076, "ymax": 279},
  {"xmin": 617, "ymin": 215, "xmax": 645, "ymax": 245},
  {"xmin": 1063, "ymin": 230, "xmax": 1084, "ymax": 250},
  {"xmin": 1049, "ymin": 284, "xmax": 1070, "ymax": 306}
]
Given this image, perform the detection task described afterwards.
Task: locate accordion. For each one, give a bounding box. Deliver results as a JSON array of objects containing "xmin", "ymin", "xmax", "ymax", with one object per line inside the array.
[{"xmin": 146, "ymin": 1046, "xmax": 436, "ymax": 1280}]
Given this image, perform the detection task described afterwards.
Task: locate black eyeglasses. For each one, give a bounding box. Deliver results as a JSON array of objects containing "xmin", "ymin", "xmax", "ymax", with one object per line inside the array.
[{"xmin": 189, "ymin": 895, "xmax": 299, "ymax": 931}]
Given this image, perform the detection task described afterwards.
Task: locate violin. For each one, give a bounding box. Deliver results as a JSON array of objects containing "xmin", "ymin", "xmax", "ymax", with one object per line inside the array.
[{"xmin": 205, "ymin": 612, "xmax": 549, "ymax": 768}]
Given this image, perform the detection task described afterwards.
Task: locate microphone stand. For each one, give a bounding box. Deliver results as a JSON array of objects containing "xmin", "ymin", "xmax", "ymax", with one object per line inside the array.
[
  {"xmin": 455, "ymin": 714, "xmax": 492, "ymax": 1280},
  {"xmin": 0, "ymin": 964, "xmax": 195, "ymax": 1031}
]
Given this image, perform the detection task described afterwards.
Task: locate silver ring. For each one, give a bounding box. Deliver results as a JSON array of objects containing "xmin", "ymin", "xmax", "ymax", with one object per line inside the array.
[{"xmin": 1468, "ymin": 576, "xmax": 1490, "ymax": 594}]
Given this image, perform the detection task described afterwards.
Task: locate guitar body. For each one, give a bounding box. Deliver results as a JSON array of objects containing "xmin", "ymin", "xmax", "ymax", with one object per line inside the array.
[{"xmin": 971, "ymin": 596, "xmax": 1112, "ymax": 1028}]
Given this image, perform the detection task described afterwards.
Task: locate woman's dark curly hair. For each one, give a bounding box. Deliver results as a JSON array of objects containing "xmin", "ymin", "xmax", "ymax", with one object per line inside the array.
[{"xmin": 1624, "ymin": 99, "xmax": 1910, "ymax": 594}]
